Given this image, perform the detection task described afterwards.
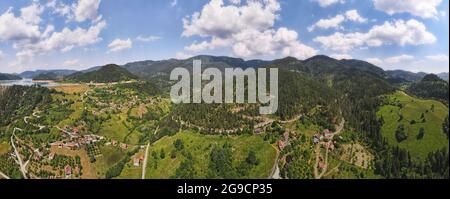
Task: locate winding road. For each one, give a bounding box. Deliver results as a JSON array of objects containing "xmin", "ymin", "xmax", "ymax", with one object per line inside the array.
[
  {"xmin": 11, "ymin": 132, "xmax": 28, "ymax": 179},
  {"xmin": 0, "ymin": 171, "xmax": 10, "ymax": 179},
  {"xmin": 141, "ymin": 126, "xmax": 159, "ymax": 179},
  {"xmin": 314, "ymin": 119, "xmax": 345, "ymax": 179}
]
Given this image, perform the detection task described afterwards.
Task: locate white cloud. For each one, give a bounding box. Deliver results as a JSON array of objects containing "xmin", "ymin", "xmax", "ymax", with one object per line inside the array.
[
  {"xmin": 345, "ymin": 10, "xmax": 367, "ymax": 23},
  {"xmin": 426, "ymin": 54, "xmax": 449, "ymax": 62},
  {"xmin": 108, "ymin": 38, "xmax": 133, "ymax": 52},
  {"xmin": 373, "ymin": 0, "xmax": 442, "ymax": 19},
  {"xmin": 73, "ymin": 0, "xmax": 102, "ymax": 22},
  {"xmin": 170, "ymin": 0, "xmax": 178, "ymax": 7},
  {"xmin": 308, "ymin": 10, "xmax": 366, "ymax": 32},
  {"xmin": 385, "ymin": 54, "xmax": 414, "ymax": 63},
  {"xmin": 0, "ymin": 50, "xmax": 4, "ymax": 61},
  {"xmin": 308, "ymin": 15, "xmax": 345, "ymax": 32},
  {"xmin": 314, "ymin": 19, "xmax": 436, "ymax": 52},
  {"xmin": 330, "ymin": 53, "xmax": 352, "ymax": 60},
  {"xmin": 229, "ymin": 0, "xmax": 241, "ymax": 5},
  {"xmin": 20, "ymin": 0, "xmax": 44, "ymax": 25},
  {"xmin": 14, "ymin": 20, "xmax": 106, "ymax": 55},
  {"xmin": 175, "ymin": 52, "xmax": 193, "ymax": 59},
  {"xmin": 365, "ymin": 57, "xmax": 383, "ymax": 65},
  {"xmin": 0, "ymin": 7, "xmax": 41, "ymax": 41},
  {"xmin": 136, "ymin": 35, "xmax": 162, "ymax": 42},
  {"xmin": 181, "ymin": 0, "xmax": 317, "ymax": 59},
  {"xmin": 62, "ymin": 59, "xmax": 79, "ymax": 67},
  {"xmin": 312, "ymin": 0, "xmax": 345, "ymax": 7}
]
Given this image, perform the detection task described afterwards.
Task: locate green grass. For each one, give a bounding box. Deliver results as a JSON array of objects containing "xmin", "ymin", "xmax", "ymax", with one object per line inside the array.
[
  {"xmin": 92, "ymin": 145, "xmax": 126, "ymax": 177},
  {"xmin": 144, "ymin": 131, "xmax": 277, "ymax": 179},
  {"xmin": 377, "ymin": 91, "xmax": 449, "ymax": 161},
  {"xmin": 0, "ymin": 142, "xmax": 10, "ymax": 155},
  {"xmin": 98, "ymin": 115, "xmax": 129, "ymax": 142}
]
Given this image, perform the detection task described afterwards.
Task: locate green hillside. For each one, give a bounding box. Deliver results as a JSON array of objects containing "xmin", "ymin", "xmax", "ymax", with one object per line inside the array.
[
  {"xmin": 0, "ymin": 73, "xmax": 22, "ymax": 80},
  {"xmin": 66, "ymin": 64, "xmax": 138, "ymax": 83},
  {"xmin": 377, "ymin": 91, "xmax": 449, "ymax": 161},
  {"xmin": 143, "ymin": 131, "xmax": 276, "ymax": 179}
]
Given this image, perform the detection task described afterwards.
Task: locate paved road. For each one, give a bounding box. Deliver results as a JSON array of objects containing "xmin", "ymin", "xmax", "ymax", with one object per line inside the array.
[
  {"xmin": 11, "ymin": 132, "xmax": 28, "ymax": 179},
  {"xmin": 0, "ymin": 171, "xmax": 10, "ymax": 179},
  {"xmin": 142, "ymin": 126, "xmax": 159, "ymax": 179}
]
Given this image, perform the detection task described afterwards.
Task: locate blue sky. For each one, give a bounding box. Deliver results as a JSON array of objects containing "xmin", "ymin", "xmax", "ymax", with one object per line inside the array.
[{"xmin": 0, "ymin": 0, "xmax": 448, "ymax": 73}]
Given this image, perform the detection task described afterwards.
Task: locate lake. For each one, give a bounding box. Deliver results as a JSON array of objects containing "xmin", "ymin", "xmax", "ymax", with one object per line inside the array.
[{"xmin": 0, "ymin": 79, "xmax": 62, "ymax": 87}]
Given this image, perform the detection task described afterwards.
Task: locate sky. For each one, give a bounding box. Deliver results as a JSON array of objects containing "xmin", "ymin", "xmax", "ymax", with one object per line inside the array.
[{"xmin": 0, "ymin": 0, "xmax": 448, "ymax": 73}]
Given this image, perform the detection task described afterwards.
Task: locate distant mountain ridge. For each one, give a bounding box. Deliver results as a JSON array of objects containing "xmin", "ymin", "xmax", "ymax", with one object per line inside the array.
[
  {"xmin": 0, "ymin": 73, "xmax": 22, "ymax": 81},
  {"xmin": 66, "ymin": 64, "xmax": 138, "ymax": 83},
  {"xmin": 406, "ymin": 74, "xmax": 449, "ymax": 103},
  {"xmin": 19, "ymin": 69, "xmax": 77, "ymax": 79}
]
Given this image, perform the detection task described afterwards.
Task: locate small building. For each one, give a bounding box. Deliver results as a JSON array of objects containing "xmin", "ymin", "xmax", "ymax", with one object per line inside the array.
[
  {"xmin": 120, "ymin": 143, "xmax": 128, "ymax": 150},
  {"xmin": 111, "ymin": 140, "xmax": 118, "ymax": 146},
  {"xmin": 48, "ymin": 152, "xmax": 56, "ymax": 161},
  {"xmin": 283, "ymin": 131, "xmax": 289, "ymax": 141},
  {"xmin": 133, "ymin": 158, "xmax": 141, "ymax": 167},
  {"xmin": 278, "ymin": 140, "xmax": 286, "ymax": 150},
  {"xmin": 64, "ymin": 165, "xmax": 72, "ymax": 176}
]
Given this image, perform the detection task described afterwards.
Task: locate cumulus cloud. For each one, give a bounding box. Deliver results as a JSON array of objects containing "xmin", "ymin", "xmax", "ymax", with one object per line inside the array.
[
  {"xmin": 63, "ymin": 59, "xmax": 80, "ymax": 67},
  {"xmin": 426, "ymin": 54, "xmax": 449, "ymax": 62},
  {"xmin": 373, "ymin": 0, "xmax": 442, "ymax": 19},
  {"xmin": 385, "ymin": 54, "xmax": 415, "ymax": 64},
  {"xmin": 330, "ymin": 54, "xmax": 352, "ymax": 60},
  {"xmin": 365, "ymin": 57, "xmax": 383, "ymax": 65},
  {"xmin": 46, "ymin": 0, "xmax": 102, "ymax": 23},
  {"xmin": 345, "ymin": 10, "xmax": 368, "ymax": 23},
  {"xmin": 1, "ymin": 0, "xmax": 107, "ymax": 67},
  {"xmin": 308, "ymin": 10, "xmax": 366, "ymax": 32},
  {"xmin": 308, "ymin": 15, "xmax": 345, "ymax": 32},
  {"xmin": 181, "ymin": 0, "xmax": 317, "ymax": 59},
  {"xmin": 108, "ymin": 38, "xmax": 133, "ymax": 52},
  {"xmin": 175, "ymin": 52, "xmax": 193, "ymax": 59},
  {"xmin": 20, "ymin": 0, "xmax": 44, "ymax": 25},
  {"xmin": 136, "ymin": 35, "xmax": 162, "ymax": 42},
  {"xmin": 312, "ymin": 0, "xmax": 345, "ymax": 7},
  {"xmin": 73, "ymin": 0, "xmax": 102, "ymax": 22},
  {"xmin": 14, "ymin": 20, "xmax": 106, "ymax": 56},
  {"xmin": 314, "ymin": 19, "xmax": 436, "ymax": 52},
  {"xmin": 0, "ymin": 7, "xmax": 41, "ymax": 42}
]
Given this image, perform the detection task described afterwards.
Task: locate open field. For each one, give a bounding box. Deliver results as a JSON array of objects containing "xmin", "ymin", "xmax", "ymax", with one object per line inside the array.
[
  {"xmin": 144, "ymin": 131, "xmax": 276, "ymax": 179},
  {"xmin": 377, "ymin": 91, "xmax": 449, "ymax": 161},
  {"xmin": 92, "ymin": 145, "xmax": 127, "ymax": 178},
  {"xmin": 0, "ymin": 142, "xmax": 10, "ymax": 155},
  {"xmin": 50, "ymin": 146, "xmax": 97, "ymax": 179}
]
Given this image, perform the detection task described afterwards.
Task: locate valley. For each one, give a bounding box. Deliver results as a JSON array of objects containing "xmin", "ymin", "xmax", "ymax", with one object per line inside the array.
[{"xmin": 0, "ymin": 55, "xmax": 448, "ymax": 179}]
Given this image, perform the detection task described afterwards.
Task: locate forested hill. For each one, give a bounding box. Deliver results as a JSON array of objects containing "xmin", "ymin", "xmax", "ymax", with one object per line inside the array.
[
  {"xmin": 407, "ymin": 74, "xmax": 449, "ymax": 104},
  {"xmin": 0, "ymin": 73, "xmax": 22, "ymax": 81},
  {"xmin": 66, "ymin": 64, "xmax": 138, "ymax": 83}
]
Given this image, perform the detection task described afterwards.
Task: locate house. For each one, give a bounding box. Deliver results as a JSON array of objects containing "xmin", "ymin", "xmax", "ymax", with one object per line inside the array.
[
  {"xmin": 64, "ymin": 165, "xmax": 72, "ymax": 176},
  {"xmin": 111, "ymin": 140, "xmax": 118, "ymax": 146},
  {"xmin": 64, "ymin": 142, "xmax": 79, "ymax": 150},
  {"xmin": 277, "ymin": 140, "xmax": 286, "ymax": 150},
  {"xmin": 283, "ymin": 131, "xmax": 289, "ymax": 141},
  {"xmin": 120, "ymin": 143, "xmax": 128, "ymax": 150},
  {"xmin": 133, "ymin": 158, "xmax": 141, "ymax": 167},
  {"xmin": 313, "ymin": 136, "xmax": 320, "ymax": 144},
  {"xmin": 48, "ymin": 152, "xmax": 55, "ymax": 160}
]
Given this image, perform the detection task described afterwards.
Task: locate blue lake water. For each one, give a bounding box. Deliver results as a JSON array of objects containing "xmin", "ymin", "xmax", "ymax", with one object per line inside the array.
[{"xmin": 0, "ymin": 79, "xmax": 62, "ymax": 87}]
